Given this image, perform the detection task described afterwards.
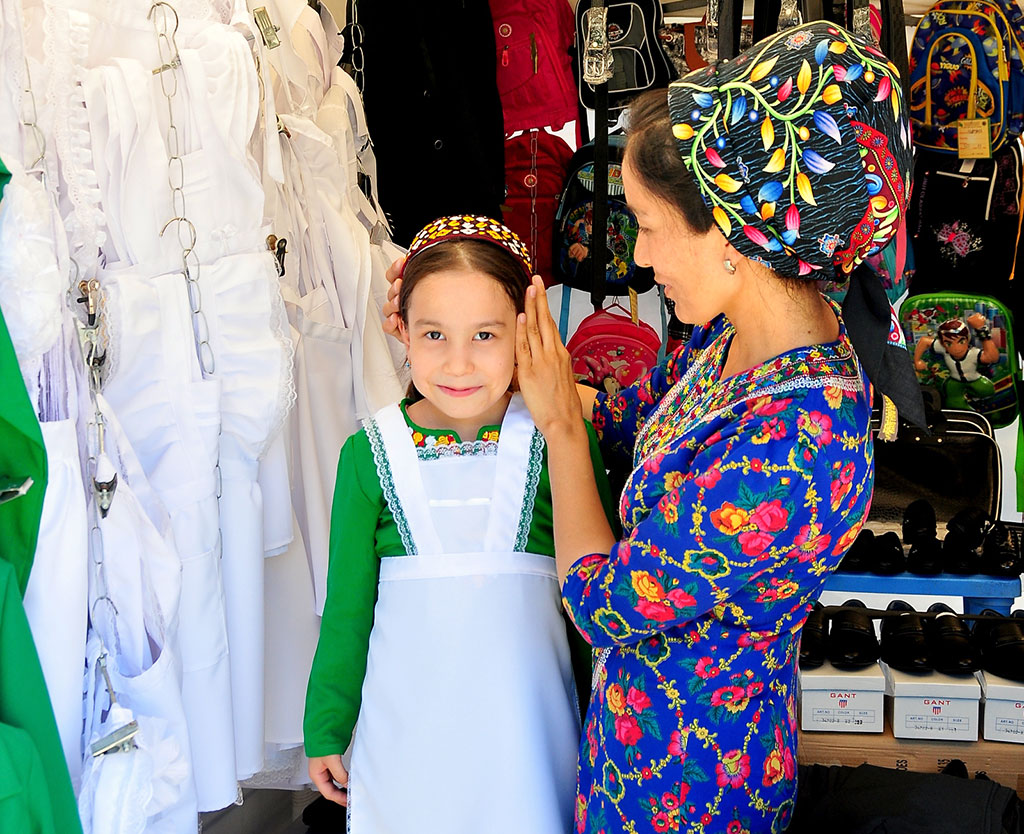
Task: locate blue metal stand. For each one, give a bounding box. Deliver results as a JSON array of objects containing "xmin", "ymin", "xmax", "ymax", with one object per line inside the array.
[{"xmin": 823, "ymin": 572, "xmax": 1022, "ymax": 615}]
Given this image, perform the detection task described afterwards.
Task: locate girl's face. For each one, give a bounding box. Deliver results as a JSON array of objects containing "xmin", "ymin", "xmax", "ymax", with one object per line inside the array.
[{"xmin": 399, "ymin": 268, "xmax": 518, "ymax": 429}]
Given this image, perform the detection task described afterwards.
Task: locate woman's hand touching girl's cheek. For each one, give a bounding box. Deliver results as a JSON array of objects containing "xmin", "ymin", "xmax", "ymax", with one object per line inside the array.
[{"xmin": 515, "ymin": 276, "xmax": 585, "ymax": 440}]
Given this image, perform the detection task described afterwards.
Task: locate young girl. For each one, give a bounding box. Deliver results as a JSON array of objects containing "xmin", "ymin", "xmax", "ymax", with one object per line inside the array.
[{"xmin": 304, "ymin": 216, "xmax": 614, "ymax": 834}]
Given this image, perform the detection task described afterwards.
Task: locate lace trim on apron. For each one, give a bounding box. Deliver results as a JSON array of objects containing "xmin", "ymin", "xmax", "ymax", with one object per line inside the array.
[
  {"xmin": 514, "ymin": 429, "xmax": 545, "ymax": 552},
  {"xmin": 365, "ymin": 415, "xmax": 416, "ymax": 555}
]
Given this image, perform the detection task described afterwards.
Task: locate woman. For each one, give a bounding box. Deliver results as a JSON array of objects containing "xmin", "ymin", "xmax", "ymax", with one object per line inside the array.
[
  {"xmin": 384, "ymin": 22, "xmax": 922, "ymax": 833},
  {"xmin": 513, "ymin": 22, "xmax": 925, "ymax": 834}
]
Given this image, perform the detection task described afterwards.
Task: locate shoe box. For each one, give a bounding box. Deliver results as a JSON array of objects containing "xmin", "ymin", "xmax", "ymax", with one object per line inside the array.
[
  {"xmin": 981, "ymin": 671, "xmax": 1024, "ymax": 743},
  {"xmin": 884, "ymin": 664, "xmax": 982, "ymax": 741},
  {"xmin": 799, "ymin": 661, "xmax": 885, "ymax": 733},
  {"xmin": 797, "ymin": 724, "xmax": 1024, "ymax": 799}
]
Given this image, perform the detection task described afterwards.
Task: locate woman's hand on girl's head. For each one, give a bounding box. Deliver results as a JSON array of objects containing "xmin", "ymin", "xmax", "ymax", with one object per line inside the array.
[
  {"xmin": 516, "ymin": 275, "xmax": 585, "ymax": 440},
  {"xmin": 308, "ymin": 754, "xmax": 349, "ymax": 806},
  {"xmin": 381, "ymin": 255, "xmax": 405, "ymax": 338}
]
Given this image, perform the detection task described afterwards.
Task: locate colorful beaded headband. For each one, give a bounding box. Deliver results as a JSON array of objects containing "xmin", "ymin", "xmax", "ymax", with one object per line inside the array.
[{"xmin": 404, "ymin": 215, "xmax": 534, "ymax": 276}]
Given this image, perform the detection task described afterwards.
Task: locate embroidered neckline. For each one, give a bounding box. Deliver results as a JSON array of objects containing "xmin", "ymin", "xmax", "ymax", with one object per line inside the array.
[
  {"xmin": 414, "ymin": 439, "xmax": 500, "ymax": 460},
  {"xmin": 400, "ymin": 399, "xmax": 501, "ymax": 446},
  {"xmin": 634, "ymin": 297, "xmax": 862, "ymax": 468}
]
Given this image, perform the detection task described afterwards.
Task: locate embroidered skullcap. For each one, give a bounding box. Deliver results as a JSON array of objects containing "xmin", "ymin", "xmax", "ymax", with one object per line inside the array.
[
  {"xmin": 667, "ymin": 21, "xmax": 924, "ymax": 430},
  {"xmin": 404, "ymin": 215, "xmax": 533, "ymax": 276}
]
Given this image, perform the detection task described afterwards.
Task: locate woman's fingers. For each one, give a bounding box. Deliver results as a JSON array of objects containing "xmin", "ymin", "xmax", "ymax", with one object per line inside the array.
[
  {"xmin": 381, "ymin": 273, "xmax": 403, "ymax": 337},
  {"xmin": 529, "ymin": 275, "xmax": 559, "ymax": 354},
  {"xmin": 515, "ymin": 312, "xmax": 533, "ymax": 372},
  {"xmin": 524, "ymin": 281, "xmax": 547, "ymax": 360},
  {"xmin": 384, "ymin": 256, "xmax": 405, "ymax": 287}
]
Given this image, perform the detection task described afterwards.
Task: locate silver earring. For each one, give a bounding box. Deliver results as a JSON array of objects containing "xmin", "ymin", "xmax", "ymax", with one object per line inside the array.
[
  {"xmin": 404, "ymin": 358, "xmax": 411, "ymax": 369},
  {"xmin": 723, "ymin": 258, "xmax": 736, "ymax": 274}
]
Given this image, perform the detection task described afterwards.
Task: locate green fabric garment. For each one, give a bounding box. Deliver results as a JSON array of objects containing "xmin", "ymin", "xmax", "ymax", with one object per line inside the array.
[
  {"xmin": 0, "ymin": 158, "xmax": 10, "ymax": 202},
  {"xmin": 0, "ymin": 723, "xmax": 58, "ymax": 834},
  {"xmin": 304, "ymin": 407, "xmax": 616, "ymax": 758},
  {"xmin": 0, "ymin": 560, "xmax": 82, "ymax": 834},
  {"xmin": 0, "ymin": 307, "xmax": 47, "ymax": 594}
]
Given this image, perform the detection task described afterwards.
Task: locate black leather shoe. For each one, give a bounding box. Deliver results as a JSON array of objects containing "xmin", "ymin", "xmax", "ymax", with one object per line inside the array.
[
  {"xmin": 880, "ymin": 600, "xmax": 930, "ymax": 673},
  {"xmin": 903, "ymin": 499, "xmax": 937, "ymax": 547},
  {"xmin": 926, "ymin": 603, "xmax": 980, "ymax": 674},
  {"xmin": 946, "ymin": 507, "xmax": 991, "ymax": 550},
  {"xmin": 872, "ymin": 531, "xmax": 906, "ymax": 575},
  {"xmin": 839, "ymin": 529, "xmax": 873, "ymax": 572},
  {"xmin": 980, "ymin": 521, "xmax": 1022, "ymax": 577},
  {"xmin": 827, "ymin": 599, "xmax": 880, "ymax": 670},
  {"xmin": 906, "ymin": 536, "xmax": 943, "ymax": 575},
  {"xmin": 799, "ymin": 602, "xmax": 827, "ymax": 669},
  {"xmin": 942, "ymin": 529, "xmax": 979, "ymax": 575},
  {"xmin": 974, "ymin": 609, "xmax": 1024, "ymax": 683}
]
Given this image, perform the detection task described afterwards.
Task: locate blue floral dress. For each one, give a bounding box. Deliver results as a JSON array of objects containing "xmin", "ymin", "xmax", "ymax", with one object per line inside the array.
[{"xmin": 563, "ymin": 301, "xmax": 873, "ymax": 834}]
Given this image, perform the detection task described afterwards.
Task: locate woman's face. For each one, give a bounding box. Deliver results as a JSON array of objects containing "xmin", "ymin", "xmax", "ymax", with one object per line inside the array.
[{"xmin": 622, "ymin": 156, "xmax": 732, "ymax": 325}]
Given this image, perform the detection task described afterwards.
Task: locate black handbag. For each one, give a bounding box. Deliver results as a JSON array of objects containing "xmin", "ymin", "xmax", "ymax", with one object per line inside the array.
[{"xmin": 870, "ymin": 409, "xmax": 1001, "ymax": 528}]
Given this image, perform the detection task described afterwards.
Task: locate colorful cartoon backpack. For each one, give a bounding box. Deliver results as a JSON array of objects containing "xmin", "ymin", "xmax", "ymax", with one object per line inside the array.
[
  {"xmin": 566, "ymin": 302, "xmax": 663, "ymax": 394},
  {"xmin": 552, "ymin": 135, "xmax": 655, "ymax": 295},
  {"xmin": 908, "ymin": 0, "xmax": 1024, "ymax": 153},
  {"xmin": 900, "ymin": 291, "xmax": 1020, "ymax": 428}
]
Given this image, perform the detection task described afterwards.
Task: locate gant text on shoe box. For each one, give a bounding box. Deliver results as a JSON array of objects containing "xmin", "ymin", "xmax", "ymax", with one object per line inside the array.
[
  {"xmin": 982, "ymin": 671, "xmax": 1024, "ymax": 744},
  {"xmin": 799, "ymin": 661, "xmax": 885, "ymax": 733},
  {"xmin": 885, "ymin": 665, "xmax": 981, "ymax": 741}
]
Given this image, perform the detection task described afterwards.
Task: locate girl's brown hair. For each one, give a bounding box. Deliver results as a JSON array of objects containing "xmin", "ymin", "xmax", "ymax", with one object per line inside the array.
[{"xmin": 399, "ymin": 239, "xmax": 532, "ymax": 402}]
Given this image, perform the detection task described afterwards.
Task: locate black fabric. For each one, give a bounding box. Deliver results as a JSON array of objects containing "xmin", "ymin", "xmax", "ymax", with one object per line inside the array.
[
  {"xmin": 842, "ymin": 264, "xmax": 927, "ymax": 428},
  {"xmin": 358, "ymin": 0, "xmax": 505, "ymax": 247},
  {"xmin": 789, "ymin": 763, "xmax": 1021, "ymax": 834},
  {"xmin": 907, "ymin": 145, "xmax": 1024, "ymax": 326}
]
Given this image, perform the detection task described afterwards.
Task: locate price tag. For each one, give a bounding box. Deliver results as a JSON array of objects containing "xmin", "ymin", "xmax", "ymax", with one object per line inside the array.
[{"xmin": 957, "ymin": 118, "xmax": 992, "ymax": 159}]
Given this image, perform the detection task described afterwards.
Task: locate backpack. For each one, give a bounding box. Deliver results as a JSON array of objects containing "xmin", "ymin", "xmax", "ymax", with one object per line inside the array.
[
  {"xmin": 502, "ymin": 130, "xmax": 574, "ymax": 287},
  {"xmin": 490, "ymin": 0, "xmax": 578, "ymax": 133},
  {"xmin": 908, "ymin": 0, "xmax": 1024, "ymax": 154},
  {"xmin": 900, "ymin": 291, "xmax": 1020, "ymax": 429},
  {"xmin": 574, "ymin": 0, "xmax": 676, "ymax": 112},
  {"xmin": 906, "ymin": 139, "xmax": 1024, "ymax": 322},
  {"xmin": 552, "ymin": 135, "xmax": 655, "ymax": 295},
  {"xmin": 566, "ymin": 302, "xmax": 663, "ymax": 395}
]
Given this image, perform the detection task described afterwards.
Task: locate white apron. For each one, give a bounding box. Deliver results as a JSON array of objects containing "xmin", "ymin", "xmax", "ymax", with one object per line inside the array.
[{"xmin": 348, "ymin": 396, "xmax": 579, "ymax": 834}]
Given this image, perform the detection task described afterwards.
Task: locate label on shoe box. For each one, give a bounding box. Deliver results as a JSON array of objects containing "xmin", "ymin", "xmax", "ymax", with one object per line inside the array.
[
  {"xmin": 799, "ymin": 662, "xmax": 885, "ymax": 733},
  {"xmin": 981, "ymin": 671, "xmax": 1024, "ymax": 743},
  {"xmin": 885, "ymin": 665, "xmax": 981, "ymax": 741}
]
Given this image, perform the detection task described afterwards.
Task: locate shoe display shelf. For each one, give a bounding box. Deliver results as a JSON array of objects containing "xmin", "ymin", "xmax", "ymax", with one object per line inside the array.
[
  {"xmin": 823, "ymin": 572, "xmax": 1022, "ymax": 616},
  {"xmin": 824, "ymin": 520, "xmax": 1024, "ymax": 615}
]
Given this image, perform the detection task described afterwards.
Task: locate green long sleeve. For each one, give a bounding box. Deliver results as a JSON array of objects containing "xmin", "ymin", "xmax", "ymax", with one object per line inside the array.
[{"xmin": 303, "ymin": 431, "xmax": 384, "ymax": 758}]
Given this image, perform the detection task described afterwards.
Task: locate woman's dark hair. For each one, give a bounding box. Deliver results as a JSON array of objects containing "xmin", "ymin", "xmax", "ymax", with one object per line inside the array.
[
  {"xmin": 399, "ymin": 238, "xmax": 531, "ymax": 402},
  {"xmin": 625, "ymin": 89, "xmax": 714, "ymax": 235},
  {"xmin": 626, "ymin": 89, "xmax": 807, "ymax": 294}
]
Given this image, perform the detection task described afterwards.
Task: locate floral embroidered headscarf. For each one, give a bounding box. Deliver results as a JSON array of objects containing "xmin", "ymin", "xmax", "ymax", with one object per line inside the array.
[{"xmin": 668, "ymin": 21, "xmax": 925, "ymax": 431}]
